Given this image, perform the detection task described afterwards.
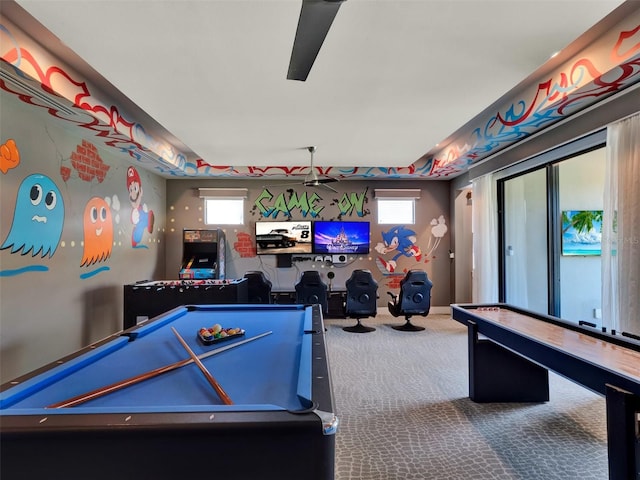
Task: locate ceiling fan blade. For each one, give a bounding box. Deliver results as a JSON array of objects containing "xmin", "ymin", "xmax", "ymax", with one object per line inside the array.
[
  {"xmin": 319, "ymin": 182, "xmax": 338, "ymax": 193},
  {"xmin": 307, "ymin": 181, "xmax": 338, "ymax": 193},
  {"xmin": 304, "ymin": 177, "xmax": 339, "ymax": 193},
  {"xmin": 313, "ymin": 177, "xmax": 339, "ymax": 184},
  {"xmin": 287, "ymin": 0, "xmax": 345, "ymax": 81}
]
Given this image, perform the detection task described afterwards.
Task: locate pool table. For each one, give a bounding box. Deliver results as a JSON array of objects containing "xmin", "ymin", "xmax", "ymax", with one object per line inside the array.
[{"xmin": 0, "ymin": 304, "xmax": 337, "ymax": 480}]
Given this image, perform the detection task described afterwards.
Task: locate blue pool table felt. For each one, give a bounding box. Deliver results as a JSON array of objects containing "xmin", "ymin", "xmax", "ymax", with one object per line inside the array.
[{"xmin": 1, "ymin": 304, "xmax": 314, "ymax": 414}]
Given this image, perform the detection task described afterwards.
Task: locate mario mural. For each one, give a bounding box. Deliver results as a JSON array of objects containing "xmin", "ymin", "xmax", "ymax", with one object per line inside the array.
[
  {"xmin": 375, "ymin": 215, "xmax": 448, "ymax": 274},
  {"xmin": 126, "ymin": 166, "xmax": 154, "ymax": 247}
]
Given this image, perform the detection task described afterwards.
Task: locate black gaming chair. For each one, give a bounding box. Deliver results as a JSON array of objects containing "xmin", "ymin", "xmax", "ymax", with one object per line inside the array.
[
  {"xmin": 343, "ymin": 269, "xmax": 378, "ymax": 333},
  {"xmin": 387, "ymin": 269, "xmax": 432, "ymax": 331},
  {"xmin": 295, "ymin": 270, "xmax": 328, "ymax": 314},
  {"xmin": 243, "ymin": 271, "xmax": 272, "ymax": 304}
]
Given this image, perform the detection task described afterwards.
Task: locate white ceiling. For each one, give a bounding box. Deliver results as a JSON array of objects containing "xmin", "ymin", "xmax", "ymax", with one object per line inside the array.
[{"xmin": 12, "ymin": 0, "xmax": 625, "ymax": 175}]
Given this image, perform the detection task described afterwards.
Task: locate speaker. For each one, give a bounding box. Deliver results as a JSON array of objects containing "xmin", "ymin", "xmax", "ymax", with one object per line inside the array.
[{"xmin": 332, "ymin": 254, "xmax": 347, "ymax": 264}]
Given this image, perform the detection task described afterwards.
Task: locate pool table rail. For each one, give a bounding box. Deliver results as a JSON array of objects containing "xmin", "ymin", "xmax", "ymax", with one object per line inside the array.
[{"xmin": 0, "ymin": 303, "xmax": 337, "ymax": 480}]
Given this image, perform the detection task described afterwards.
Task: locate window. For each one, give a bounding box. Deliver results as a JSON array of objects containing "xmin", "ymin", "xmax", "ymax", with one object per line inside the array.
[
  {"xmin": 199, "ymin": 188, "xmax": 247, "ymax": 225},
  {"xmin": 374, "ymin": 189, "xmax": 420, "ymax": 224},
  {"xmin": 377, "ymin": 198, "xmax": 415, "ymax": 224},
  {"xmin": 204, "ymin": 198, "xmax": 244, "ymax": 225}
]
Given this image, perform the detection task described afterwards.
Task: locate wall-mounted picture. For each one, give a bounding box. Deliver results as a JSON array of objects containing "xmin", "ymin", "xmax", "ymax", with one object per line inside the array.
[{"xmin": 561, "ymin": 210, "xmax": 603, "ymax": 256}]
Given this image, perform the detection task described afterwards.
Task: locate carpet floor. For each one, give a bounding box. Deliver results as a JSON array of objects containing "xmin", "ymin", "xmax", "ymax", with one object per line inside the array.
[{"xmin": 323, "ymin": 313, "xmax": 608, "ymax": 480}]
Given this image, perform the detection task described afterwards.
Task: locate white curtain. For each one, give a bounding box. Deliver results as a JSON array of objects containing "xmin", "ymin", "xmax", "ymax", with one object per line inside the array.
[
  {"xmin": 602, "ymin": 113, "xmax": 640, "ymax": 335},
  {"xmin": 472, "ymin": 174, "xmax": 499, "ymax": 303}
]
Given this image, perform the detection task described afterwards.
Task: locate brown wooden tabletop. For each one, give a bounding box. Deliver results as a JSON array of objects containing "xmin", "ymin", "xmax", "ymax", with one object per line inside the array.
[{"xmin": 470, "ymin": 307, "xmax": 640, "ymax": 382}]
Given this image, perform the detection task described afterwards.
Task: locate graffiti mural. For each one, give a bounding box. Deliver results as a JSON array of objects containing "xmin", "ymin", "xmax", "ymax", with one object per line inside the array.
[
  {"xmin": 0, "ymin": 138, "xmax": 20, "ymax": 174},
  {"xmin": 80, "ymin": 196, "xmax": 113, "ymax": 268},
  {"xmin": 1, "ymin": 173, "xmax": 65, "ymax": 259},
  {"xmin": 253, "ymin": 187, "xmax": 369, "ymax": 219},
  {"xmin": 126, "ymin": 166, "xmax": 154, "ymax": 248},
  {"xmin": 334, "ymin": 189, "xmax": 368, "ymax": 217},
  {"xmin": 375, "ymin": 216, "xmax": 448, "ymax": 275},
  {"xmin": 375, "ymin": 226, "xmax": 422, "ymax": 274},
  {"xmin": 254, "ymin": 189, "xmax": 324, "ymax": 218}
]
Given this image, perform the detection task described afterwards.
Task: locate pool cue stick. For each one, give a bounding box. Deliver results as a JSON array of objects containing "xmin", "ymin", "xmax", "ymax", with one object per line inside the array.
[
  {"xmin": 46, "ymin": 331, "xmax": 271, "ymax": 408},
  {"xmin": 171, "ymin": 327, "xmax": 233, "ymax": 405}
]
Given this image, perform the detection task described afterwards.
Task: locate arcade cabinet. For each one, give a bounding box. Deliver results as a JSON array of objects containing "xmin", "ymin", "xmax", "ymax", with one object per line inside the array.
[{"xmin": 179, "ymin": 229, "xmax": 226, "ymax": 280}]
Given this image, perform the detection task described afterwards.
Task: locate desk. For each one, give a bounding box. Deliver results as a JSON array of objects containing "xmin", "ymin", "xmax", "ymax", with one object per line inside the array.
[
  {"xmin": 1, "ymin": 304, "xmax": 337, "ymax": 480},
  {"xmin": 452, "ymin": 303, "xmax": 640, "ymax": 480},
  {"xmin": 123, "ymin": 278, "xmax": 248, "ymax": 329}
]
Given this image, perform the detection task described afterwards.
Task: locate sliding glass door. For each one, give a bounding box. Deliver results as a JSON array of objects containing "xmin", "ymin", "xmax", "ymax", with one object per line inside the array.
[
  {"xmin": 498, "ymin": 143, "xmax": 606, "ymax": 323},
  {"xmin": 557, "ymin": 149, "xmax": 605, "ymax": 324},
  {"xmin": 502, "ymin": 168, "xmax": 548, "ymax": 313}
]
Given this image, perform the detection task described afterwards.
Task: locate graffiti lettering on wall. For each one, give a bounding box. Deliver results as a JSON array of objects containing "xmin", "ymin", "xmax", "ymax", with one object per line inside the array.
[
  {"xmin": 254, "ymin": 188, "xmax": 368, "ymax": 219},
  {"xmin": 335, "ymin": 189, "xmax": 368, "ymax": 217},
  {"xmin": 375, "ymin": 215, "xmax": 448, "ymax": 275},
  {"xmin": 254, "ymin": 189, "xmax": 323, "ymax": 218}
]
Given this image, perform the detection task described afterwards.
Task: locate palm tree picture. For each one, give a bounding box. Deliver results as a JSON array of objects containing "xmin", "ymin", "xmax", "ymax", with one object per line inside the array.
[{"xmin": 561, "ymin": 210, "xmax": 603, "ymax": 256}]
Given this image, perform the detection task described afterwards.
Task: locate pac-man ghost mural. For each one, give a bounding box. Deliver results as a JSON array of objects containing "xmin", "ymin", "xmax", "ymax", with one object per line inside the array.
[
  {"xmin": 1, "ymin": 173, "xmax": 65, "ymax": 258},
  {"xmin": 80, "ymin": 196, "xmax": 113, "ymax": 267}
]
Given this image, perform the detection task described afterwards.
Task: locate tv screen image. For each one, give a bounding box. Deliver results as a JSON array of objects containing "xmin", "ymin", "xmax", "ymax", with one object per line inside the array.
[
  {"xmin": 255, "ymin": 221, "xmax": 313, "ymax": 255},
  {"xmin": 313, "ymin": 221, "xmax": 370, "ymax": 255}
]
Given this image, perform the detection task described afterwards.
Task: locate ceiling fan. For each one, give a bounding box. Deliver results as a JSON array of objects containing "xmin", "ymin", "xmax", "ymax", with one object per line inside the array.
[
  {"xmin": 302, "ymin": 146, "xmax": 339, "ymax": 191},
  {"xmin": 287, "ymin": 0, "xmax": 347, "ymax": 81},
  {"xmin": 265, "ymin": 146, "xmax": 339, "ymax": 192}
]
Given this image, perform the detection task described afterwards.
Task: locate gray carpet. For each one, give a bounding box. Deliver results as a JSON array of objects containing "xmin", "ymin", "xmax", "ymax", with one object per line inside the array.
[{"xmin": 323, "ymin": 313, "xmax": 608, "ymax": 480}]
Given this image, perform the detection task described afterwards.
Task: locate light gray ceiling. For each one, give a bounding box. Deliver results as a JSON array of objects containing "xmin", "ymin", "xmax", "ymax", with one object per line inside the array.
[{"xmin": 11, "ymin": 0, "xmax": 626, "ymax": 176}]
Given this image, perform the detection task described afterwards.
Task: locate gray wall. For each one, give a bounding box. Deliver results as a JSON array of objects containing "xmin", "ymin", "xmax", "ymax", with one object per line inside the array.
[
  {"xmin": 0, "ymin": 88, "xmax": 453, "ymax": 382},
  {"xmin": 165, "ymin": 179, "xmax": 452, "ymax": 308},
  {"xmin": 0, "ymin": 90, "xmax": 166, "ymax": 382}
]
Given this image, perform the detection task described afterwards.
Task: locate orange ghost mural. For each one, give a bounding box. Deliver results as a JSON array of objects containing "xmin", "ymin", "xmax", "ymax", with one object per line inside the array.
[{"xmin": 81, "ymin": 197, "xmax": 113, "ymax": 267}]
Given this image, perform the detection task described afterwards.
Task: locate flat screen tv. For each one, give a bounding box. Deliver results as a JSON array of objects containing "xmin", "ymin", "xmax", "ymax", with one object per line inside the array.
[
  {"xmin": 313, "ymin": 221, "xmax": 370, "ymax": 255},
  {"xmin": 255, "ymin": 221, "xmax": 313, "ymax": 255}
]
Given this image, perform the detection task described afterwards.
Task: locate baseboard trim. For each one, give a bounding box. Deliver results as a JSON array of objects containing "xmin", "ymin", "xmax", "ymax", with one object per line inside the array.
[{"xmin": 430, "ymin": 306, "xmax": 451, "ymax": 315}]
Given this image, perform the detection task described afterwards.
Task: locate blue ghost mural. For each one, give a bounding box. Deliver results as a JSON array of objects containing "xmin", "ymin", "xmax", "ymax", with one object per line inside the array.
[{"xmin": 1, "ymin": 173, "xmax": 65, "ymax": 258}]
